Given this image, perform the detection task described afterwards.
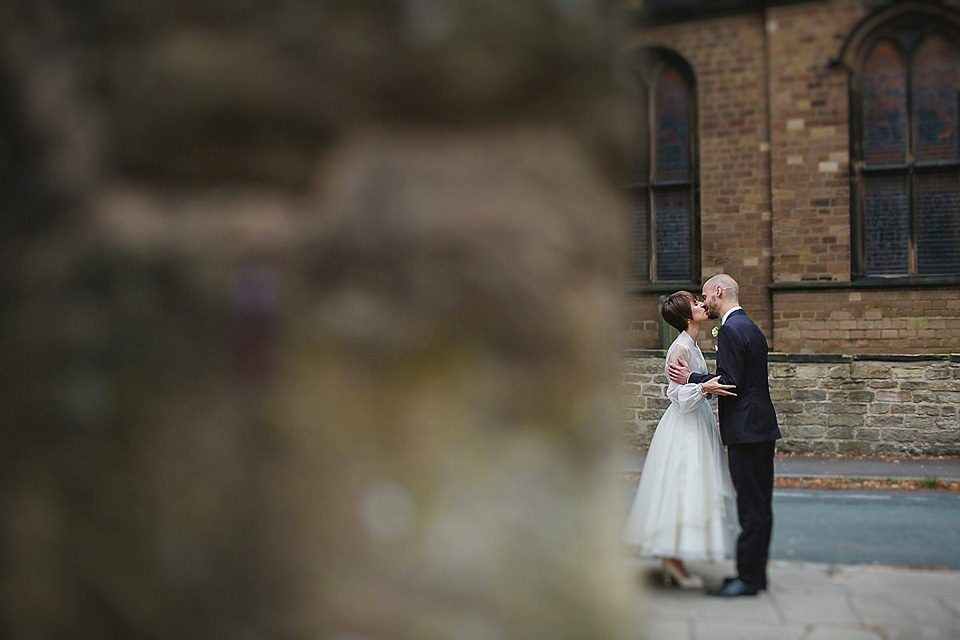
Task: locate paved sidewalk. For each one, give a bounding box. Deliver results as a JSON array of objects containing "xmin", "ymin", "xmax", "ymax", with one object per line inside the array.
[
  {"xmin": 620, "ymin": 451, "xmax": 960, "ymax": 638},
  {"xmin": 629, "ymin": 557, "xmax": 960, "ymax": 640}
]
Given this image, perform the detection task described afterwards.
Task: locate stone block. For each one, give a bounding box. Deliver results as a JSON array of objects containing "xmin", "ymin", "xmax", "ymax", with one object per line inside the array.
[
  {"xmin": 924, "ymin": 367, "xmax": 951, "ymax": 380},
  {"xmin": 770, "ymin": 363, "xmax": 796, "ymax": 378},
  {"xmin": 840, "ymin": 391, "xmax": 874, "ymax": 403},
  {"xmin": 838, "ymin": 441, "xmax": 873, "ymax": 454},
  {"xmin": 937, "ymin": 391, "xmax": 960, "ymax": 404},
  {"xmin": 935, "ymin": 417, "xmax": 959, "ymax": 430},
  {"xmin": 910, "ymin": 391, "xmax": 937, "ymax": 403},
  {"xmin": 902, "ymin": 416, "xmax": 936, "ymax": 429},
  {"xmin": 646, "ymin": 397, "xmax": 671, "ymax": 410},
  {"xmin": 841, "ymin": 403, "xmax": 868, "ymax": 415},
  {"xmin": 776, "ymin": 439, "xmax": 807, "ymax": 453},
  {"xmin": 796, "ymin": 363, "xmax": 830, "ymax": 378},
  {"xmin": 883, "ymin": 429, "xmax": 920, "ymax": 443},
  {"xmin": 871, "ymin": 415, "xmax": 904, "ymax": 428},
  {"xmin": 825, "ymin": 415, "xmax": 863, "ymax": 428},
  {"xmin": 890, "ymin": 404, "xmax": 918, "ymax": 415},
  {"xmin": 638, "ymin": 409, "xmax": 664, "ymax": 421},
  {"xmin": 828, "ymin": 364, "xmax": 851, "ymax": 378},
  {"xmin": 770, "ymin": 389, "xmax": 793, "ymax": 402},
  {"xmin": 775, "ymin": 402, "xmax": 804, "ymax": 413},
  {"xmin": 874, "ymin": 389, "xmax": 911, "ymax": 403},
  {"xmin": 793, "ymin": 389, "xmax": 828, "ymax": 401},
  {"xmin": 824, "ymin": 426, "xmax": 855, "ymax": 439},
  {"xmin": 921, "ymin": 431, "xmax": 960, "ymax": 443},
  {"xmin": 918, "ymin": 404, "xmax": 941, "ymax": 416},
  {"xmin": 890, "ymin": 366, "xmax": 925, "ymax": 379},
  {"xmin": 790, "ymin": 425, "xmax": 826, "ymax": 438},
  {"xmin": 806, "ymin": 441, "xmax": 840, "ymax": 454},
  {"xmin": 851, "ymin": 363, "xmax": 891, "ymax": 379},
  {"xmin": 874, "ymin": 442, "xmax": 909, "ymax": 455},
  {"xmin": 855, "ymin": 427, "xmax": 881, "ymax": 441}
]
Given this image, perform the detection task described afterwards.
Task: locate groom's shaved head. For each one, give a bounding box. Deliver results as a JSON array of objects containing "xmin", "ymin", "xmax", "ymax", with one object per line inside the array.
[{"xmin": 705, "ymin": 274, "xmax": 739, "ymax": 301}]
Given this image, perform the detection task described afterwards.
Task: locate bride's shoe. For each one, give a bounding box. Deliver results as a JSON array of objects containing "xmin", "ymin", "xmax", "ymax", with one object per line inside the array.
[{"xmin": 661, "ymin": 559, "xmax": 705, "ymax": 589}]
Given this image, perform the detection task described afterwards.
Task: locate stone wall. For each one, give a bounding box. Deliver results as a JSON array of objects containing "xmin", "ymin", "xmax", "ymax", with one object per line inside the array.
[
  {"xmin": 623, "ymin": 350, "xmax": 960, "ymax": 456},
  {"xmin": 0, "ymin": 2, "xmax": 634, "ymax": 638}
]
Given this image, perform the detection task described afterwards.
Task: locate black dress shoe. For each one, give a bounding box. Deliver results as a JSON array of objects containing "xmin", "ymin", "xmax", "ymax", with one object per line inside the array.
[{"xmin": 707, "ymin": 578, "xmax": 760, "ymax": 597}]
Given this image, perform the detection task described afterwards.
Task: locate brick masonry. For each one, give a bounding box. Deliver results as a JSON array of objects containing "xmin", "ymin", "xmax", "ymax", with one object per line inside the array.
[
  {"xmin": 627, "ymin": 0, "xmax": 960, "ymax": 355},
  {"xmin": 623, "ymin": 350, "xmax": 960, "ymax": 456}
]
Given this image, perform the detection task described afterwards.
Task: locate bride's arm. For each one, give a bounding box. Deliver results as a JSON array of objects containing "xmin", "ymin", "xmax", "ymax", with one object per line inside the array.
[{"xmin": 665, "ymin": 345, "xmax": 707, "ymax": 413}]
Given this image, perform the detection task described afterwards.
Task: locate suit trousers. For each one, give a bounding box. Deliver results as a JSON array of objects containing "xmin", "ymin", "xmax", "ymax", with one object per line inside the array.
[{"xmin": 727, "ymin": 440, "xmax": 776, "ymax": 588}]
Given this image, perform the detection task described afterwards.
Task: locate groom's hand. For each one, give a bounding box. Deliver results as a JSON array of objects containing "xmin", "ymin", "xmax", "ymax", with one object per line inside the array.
[
  {"xmin": 702, "ymin": 376, "xmax": 736, "ymax": 397},
  {"xmin": 667, "ymin": 358, "xmax": 691, "ymax": 385}
]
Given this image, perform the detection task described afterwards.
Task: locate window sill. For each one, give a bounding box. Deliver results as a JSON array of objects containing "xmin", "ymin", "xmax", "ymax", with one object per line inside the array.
[
  {"xmin": 768, "ymin": 276, "xmax": 960, "ymax": 291},
  {"xmin": 628, "ymin": 281, "xmax": 702, "ymax": 295}
]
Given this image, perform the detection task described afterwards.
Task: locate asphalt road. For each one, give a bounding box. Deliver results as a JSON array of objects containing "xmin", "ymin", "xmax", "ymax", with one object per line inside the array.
[{"xmin": 771, "ymin": 489, "xmax": 960, "ymax": 569}]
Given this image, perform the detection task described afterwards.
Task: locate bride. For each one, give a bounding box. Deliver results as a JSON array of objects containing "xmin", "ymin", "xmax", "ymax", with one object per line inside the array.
[{"xmin": 623, "ymin": 291, "xmax": 739, "ymax": 588}]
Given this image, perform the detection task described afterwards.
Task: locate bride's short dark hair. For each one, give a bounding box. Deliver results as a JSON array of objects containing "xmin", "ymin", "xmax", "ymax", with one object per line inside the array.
[{"xmin": 661, "ymin": 291, "xmax": 695, "ymax": 333}]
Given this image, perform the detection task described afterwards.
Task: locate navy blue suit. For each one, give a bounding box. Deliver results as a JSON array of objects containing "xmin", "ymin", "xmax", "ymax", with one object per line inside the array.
[{"xmin": 688, "ymin": 309, "xmax": 780, "ymax": 588}]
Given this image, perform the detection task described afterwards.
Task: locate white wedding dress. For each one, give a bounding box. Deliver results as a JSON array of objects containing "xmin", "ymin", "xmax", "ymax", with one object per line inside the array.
[{"xmin": 623, "ymin": 331, "xmax": 738, "ymax": 561}]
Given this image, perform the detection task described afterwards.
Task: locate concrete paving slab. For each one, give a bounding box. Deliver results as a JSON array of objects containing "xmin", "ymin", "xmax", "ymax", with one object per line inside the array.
[
  {"xmin": 850, "ymin": 592, "xmax": 958, "ymax": 629},
  {"xmin": 693, "ymin": 619, "xmax": 807, "ymax": 640},
  {"xmin": 804, "ymin": 628, "xmax": 883, "ymax": 640},
  {"xmin": 773, "ymin": 592, "xmax": 863, "ymax": 625},
  {"xmin": 940, "ymin": 595, "xmax": 960, "ymax": 617},
  {"xmin": 839, "ymin": 564, "xmax": 960, "ymax": 593},
  {"xmin": 636, "ymin": 616, "xmax": 690, "ymax": 640},
  {"xmin": 767, "ymin": 562, "xmax": 849, "ymax": 593},
  {"xmin": 627, "ymin": 558, "xmax": 960, "ymax": 640},
  {"xmin": 881, "ymin": 624, "xmax": 960, "ymax": 640}
]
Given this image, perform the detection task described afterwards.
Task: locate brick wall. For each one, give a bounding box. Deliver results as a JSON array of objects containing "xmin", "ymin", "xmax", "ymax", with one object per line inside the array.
[
  {"xmin": 628, "ymin": 0, "xmax": 960, "ymax": 355},
  {"xmin": 623, "ymin": 350, "xmax": 960, "ymax": 455},
  {"xmin": 773, "ymin": 287, "xmax": 960, "ymax": 353},
  {"xmin": 766, "ymin": 2, "xmax": 858, "ymax": 283},
  {"xmin": 627, "ymin": 12, "xmax": 774, "ymax": 348}
]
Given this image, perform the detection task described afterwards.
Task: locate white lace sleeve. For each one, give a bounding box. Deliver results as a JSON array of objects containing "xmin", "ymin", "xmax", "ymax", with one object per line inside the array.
[{"xmin": 665, "ymin": 342, "xmax": 705, "ymax": 413}]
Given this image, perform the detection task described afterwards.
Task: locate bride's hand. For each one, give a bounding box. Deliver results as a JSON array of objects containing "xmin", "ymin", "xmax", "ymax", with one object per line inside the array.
[{"xmin": 702, "ymin": 376, "xmax": 736, "ymax": 397}]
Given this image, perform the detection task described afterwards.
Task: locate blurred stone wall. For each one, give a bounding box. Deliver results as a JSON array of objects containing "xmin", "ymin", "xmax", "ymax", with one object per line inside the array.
[{"xmin": 0, "ymin": 1, "xmax": 636, "ymax": 638}]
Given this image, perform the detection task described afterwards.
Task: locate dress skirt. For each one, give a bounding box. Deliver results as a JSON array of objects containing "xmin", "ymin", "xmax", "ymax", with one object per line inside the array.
[{"xmin": 622, "ymin": 334, "xmax": 739, "ymax": 561}]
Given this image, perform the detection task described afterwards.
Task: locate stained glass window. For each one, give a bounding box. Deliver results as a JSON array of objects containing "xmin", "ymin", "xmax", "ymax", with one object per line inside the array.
[
  {"xmin": 628, "ymin": 50, "xmax": 697, "ymax": 284},
  {"xmin": 916, "ymin": 173, "xmax": 960, "ymax": 275},
  {"xmin": 863, "ymin": 41, "xmax": 907, "ymax": 167},
  {"xmin": 855, "ymin": 24, "xmax": 960, "ymax": 278},
  {"xmin": 912, "ymin": 35, "xmax": 958, "ymax": 164},
  {"xmin": 863, "ymin": 176, "xmax": 909, "ymax": 275},
  {"xmin": 655, "ymin": 69, "xmax": 691, "ymax": 184},
  {"xmin": 654, "ymin": 189, "xmax": 692, "ymax": 281}
]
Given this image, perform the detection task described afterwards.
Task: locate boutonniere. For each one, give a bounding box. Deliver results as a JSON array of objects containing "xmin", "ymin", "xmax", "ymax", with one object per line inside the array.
[{"xmin": 711, "ymin": 320, "xmax": 722, "ymax": 338}]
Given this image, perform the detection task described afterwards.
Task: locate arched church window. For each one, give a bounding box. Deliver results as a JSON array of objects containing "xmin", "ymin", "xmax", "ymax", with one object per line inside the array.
[
  {"xmin": 849, "ymin": 8, "xmax": 960, "ymax": 278},
  {"xmin": 627, "ymin": 49, "xmax": 699, "ymax": 285}
]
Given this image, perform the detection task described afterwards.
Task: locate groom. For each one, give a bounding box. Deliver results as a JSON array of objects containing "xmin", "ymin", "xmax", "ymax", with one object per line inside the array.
[{"xmin": 668, "ymin": 274, "xmax": 780, "ymax": 597}]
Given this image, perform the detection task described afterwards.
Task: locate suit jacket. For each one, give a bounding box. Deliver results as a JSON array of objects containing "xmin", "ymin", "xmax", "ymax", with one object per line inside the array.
[{"xmin": 688, "ymin": 309, "xmax": 781, "ymax": 446}]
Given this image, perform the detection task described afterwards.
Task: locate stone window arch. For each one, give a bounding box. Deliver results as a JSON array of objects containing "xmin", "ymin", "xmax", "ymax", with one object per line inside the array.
[
  {"xmin": 841, "ymin": 3, "xmax": 960, "ymax": 279},
  {"xmin": 626, "ymin": 48, "xmax": 700, "ymax": 287}
]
